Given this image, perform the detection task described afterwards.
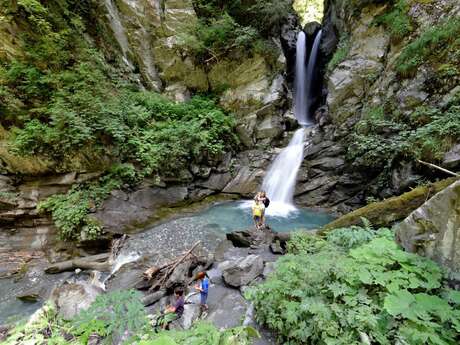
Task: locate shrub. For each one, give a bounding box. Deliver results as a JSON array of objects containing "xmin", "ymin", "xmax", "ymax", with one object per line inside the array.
[
  {"xmin": 37, "ymin": 165, "xmax": 137, "ymax": 241},
  {"xmin": 247, "ymin": 227, "xmax": 460, "ymax": 345},
  {"xmin": 374, "ymin": 0, "xmax": 413, "ymax": 41},
  {"xmin": 396, "ymin": 17, "xmax": 460, "ymax": 77},
  {"xmin": 141, "ymin": 322, "xmax": 259, "ymax": 345},
  {"xmin": 72, "ymin": 289, "xmax": 149, "ymax": 344}
]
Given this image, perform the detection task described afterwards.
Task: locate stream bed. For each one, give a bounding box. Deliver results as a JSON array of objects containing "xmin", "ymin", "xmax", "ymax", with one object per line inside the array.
[{"xmin": 0, "ymin": 200, "xmax": 334, "ymax": 326}]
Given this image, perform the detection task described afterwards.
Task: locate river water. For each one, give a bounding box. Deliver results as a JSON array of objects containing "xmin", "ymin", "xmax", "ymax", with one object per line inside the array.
[{"xmin": 0, "ymin": 200, "xmax": 333, "ymax": 325}]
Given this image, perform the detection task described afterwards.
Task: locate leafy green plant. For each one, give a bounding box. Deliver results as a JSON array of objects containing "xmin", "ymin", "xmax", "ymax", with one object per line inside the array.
[
  {"xmin": 396, "ymin": 17, "xmax": 460, "ymax": 77},
  {"xmin": 140, "ymin": 322, "xmax": 259, "ymax": 345},
  {"xmin": 3, "ymin": 304, "xmax": 75, "ymax": 345},
  {"xmin": 72, "ymin": 289, "xmax": 149, "ymax": 344},
  {"xmin": 247, "ymin": 227, "xmax": 460, "ymax": 345},
  {"xmin": 374, "ymin": 0, "xmax": 413, "ymax": 41}
]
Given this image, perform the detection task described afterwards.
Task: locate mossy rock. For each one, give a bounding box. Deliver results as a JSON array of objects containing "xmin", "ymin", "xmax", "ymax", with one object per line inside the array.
[{"xmin": 321, "ymin": 177, "xmax": 459, "ymax": 232}]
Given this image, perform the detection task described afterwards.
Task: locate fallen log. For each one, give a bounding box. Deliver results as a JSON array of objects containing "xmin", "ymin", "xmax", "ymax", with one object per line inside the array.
[
  {"xmin": 45, "ymin": 253, "xmax": 110, "ymax": 274},
  {"xmin": 142, "ymin": 290, "xmax": 167, "ymax": 306},
  {"xmin": 417, "ymin": 159, "xmax": 460, "ymax": 177}
]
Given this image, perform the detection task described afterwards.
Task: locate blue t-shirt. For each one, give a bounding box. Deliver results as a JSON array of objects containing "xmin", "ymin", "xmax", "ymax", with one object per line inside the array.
[{"xmin": 201, "ymin": 278, "xmax": 209, "ymax": 294}]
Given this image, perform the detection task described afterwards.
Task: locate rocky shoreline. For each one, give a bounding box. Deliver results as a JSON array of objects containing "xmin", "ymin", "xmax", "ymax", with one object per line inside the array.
[{"xmin": 0, "ymin": 223, "xmax": 292, "ymax": 344}]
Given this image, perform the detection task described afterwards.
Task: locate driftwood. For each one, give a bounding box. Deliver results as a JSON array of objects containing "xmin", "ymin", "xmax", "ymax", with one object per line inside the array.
[
  {"xmin": 417, "ymin": 159, "xmax": 460, "ymax": 177},
  {"xmin": 45, "ymin": 253, "xmax": 110, "ymax": 274},
  {"xmin": 141, "ymin": 241, "xmax": 202, "ymax": 292}
]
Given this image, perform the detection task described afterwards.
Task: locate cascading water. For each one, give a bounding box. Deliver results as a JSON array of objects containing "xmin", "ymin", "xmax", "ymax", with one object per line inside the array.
[
  {"xmin": 294, "ymin": 31, "xmax": 308, "ymax": 126},
  {"xmin": 261, "ymin": 128, "xmax": 306, "ymax": 217},
  {"xmin": 103, "ymin": 0, "xmax": 133, "ymax": 69},
  {"xmin": 260, "ymin": 29, "xmax": 322, "ymax": 216},
  {"xmin": 305, "ymin": 30, "xmax": 322, "ymax": 122}
]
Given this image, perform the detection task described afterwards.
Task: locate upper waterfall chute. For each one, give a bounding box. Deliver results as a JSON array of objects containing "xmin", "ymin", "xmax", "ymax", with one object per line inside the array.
[{"xmin": 294, "ymin": 31, "xmax": 308, "ymax": 125}]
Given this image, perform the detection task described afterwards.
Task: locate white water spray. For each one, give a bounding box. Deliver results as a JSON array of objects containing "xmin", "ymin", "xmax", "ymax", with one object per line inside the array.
[{"xmin": 261, "ymin": 128, "xmax": 306, "ymax": 217}]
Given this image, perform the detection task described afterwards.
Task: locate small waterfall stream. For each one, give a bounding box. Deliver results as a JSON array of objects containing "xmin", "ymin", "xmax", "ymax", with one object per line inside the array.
[
  {"xmin": 261, "ymin": 29, "xmax": 322, "ymax": 216},
  {"xmin": 103, "ymin": 0, "xmax": 133, "ymax": 69}
]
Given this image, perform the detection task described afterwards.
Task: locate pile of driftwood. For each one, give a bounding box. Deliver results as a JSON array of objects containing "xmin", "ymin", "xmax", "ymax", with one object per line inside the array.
[{"xmin": 138, "ymin": 241, "xmax": 210, "ymax": 306}]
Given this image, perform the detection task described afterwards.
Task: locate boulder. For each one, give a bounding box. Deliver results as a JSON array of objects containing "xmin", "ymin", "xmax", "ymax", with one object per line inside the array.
[
  {"xmin": 236, "ymin": 114, "xmax": 257, "ymax": 147},
  {"xmin": 255, "ymin": 114, "xmax": 284, "ymax": 140},
  {"xmin": 198, "ymin": 173, "xmax": 232, "ymax": 191},
  {"xmin": 226, "ymin": 231, "xmax": 252, "ymax": 248},
  {"xmin": 222, "ymin": 255, "xmax": 264, "ymax": 288},
  {"xmin": 443, "ymin": 144, "xmax": 460, "ymax": 169},
  {"xmin": 51, "ymin": 282, "xmax": 103, "ymax": 320},
  {"xmin": 177, "ymin": 304, "xmax": 201, "ymax": 330},
  {"xmin": 94, "ymin": 186, "xmax": 189, "ymax": 233},
  {"xmin": 303, "ymin": 21, "xmax": 321, "ymax": 36},
  {"xmin": 395, "ymin": 180, "xmax": 460, "ymax": 278},
  {"xmin": 205, "ymin": 285, "xmax": 249, "ymax": 329},
  {"xmin": 223, "ymin": 167, "xmax": 264, "ymax": 196}
]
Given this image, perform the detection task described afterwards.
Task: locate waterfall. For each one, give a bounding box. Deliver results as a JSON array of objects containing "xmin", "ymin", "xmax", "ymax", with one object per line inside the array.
[
  {"xmin": 260, "ymin": 29, "xmax": 322, "ymax": 217},
  {"xmin": 103, "ymin": 0, "xmax": 133, "ymax": 69},
  {"xmin": 261, "ymin": 128, "xmax": 305, "ymax": 217},
  {"xmin": 305, "ymin": 30, "xmax": 322, "ymax": 122},
  {"xmin": 294, "ymin": 31, "xmax": 308, "ymax": 125}
]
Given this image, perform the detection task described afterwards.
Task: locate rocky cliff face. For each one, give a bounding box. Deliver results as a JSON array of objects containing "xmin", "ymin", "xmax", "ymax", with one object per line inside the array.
[
  {"xmin": 395, "ymin": 179, "xmax": 460, "ymax": 280},
  {"xmin": 291, "ymin": 0, "xmax": 460, "ymax": 213}
]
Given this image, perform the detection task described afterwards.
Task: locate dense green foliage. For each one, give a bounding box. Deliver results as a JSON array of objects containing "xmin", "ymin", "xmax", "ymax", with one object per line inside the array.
[
  {"xmin": 182, "ymin": 0, "xmax": 293, "ymax": 63},
  {"xmin": 374, "ymin": 0, "xmax": 413, "ymax": 41},
  {"xmin": 396, "ymin": 17, "xmax": 460, "ymax": 77},
  {"xmin": 0, "ymin": 1, "xmax": 237, "ymax": 240},
  {"xmin": 4, "ymin": 290, "xmax": 258, "ymax": 345},
  {"xmin": 1, "ymin": 1, "xmax": 237, "ymax": 172},
  {"xmin": 139, "ymin": 323, "xmax": 258, "ymax": 345},
  {"xmin": 247, "ymin": 227, "xmax": 460, "ymax": 345},
  {"xmin": 347, "ymin": 100, "xmax": 460, "ymax": 172}
]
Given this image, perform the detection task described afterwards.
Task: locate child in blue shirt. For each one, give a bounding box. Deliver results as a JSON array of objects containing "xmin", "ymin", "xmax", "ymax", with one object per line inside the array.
[{"xmin": 195, "ymin": 272, "xmax": 209, "ymax": 311}]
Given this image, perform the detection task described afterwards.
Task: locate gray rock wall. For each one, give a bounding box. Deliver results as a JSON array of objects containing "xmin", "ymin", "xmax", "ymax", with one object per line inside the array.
[{"xmin": 395, "ymin": 180, "xmax": 460, "ymax": 278}]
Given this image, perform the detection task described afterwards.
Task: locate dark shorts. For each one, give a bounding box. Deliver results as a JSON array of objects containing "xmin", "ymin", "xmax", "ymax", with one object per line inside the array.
[
  {"xmin": 254, "ymin": 216, "xmax": 261, "ymax": 222},
  {"xmin": 200, "ymin": 292, "xmax": 208, "ymax": 305}
]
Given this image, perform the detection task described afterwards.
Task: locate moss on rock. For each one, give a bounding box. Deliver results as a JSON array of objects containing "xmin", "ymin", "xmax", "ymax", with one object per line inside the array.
[{"xmin": 321, "ymin": 177, "xmax": 459, "ymax": 232}]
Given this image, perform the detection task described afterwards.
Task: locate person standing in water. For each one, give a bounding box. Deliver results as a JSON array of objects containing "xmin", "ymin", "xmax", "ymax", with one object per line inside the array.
[
  {"xmin": 252, "ymin": 198, "xmax": 265, "ymax": 230},
  {"xmin": 254, "ymin": 191, "xmax": 270, "ymax": 229}
]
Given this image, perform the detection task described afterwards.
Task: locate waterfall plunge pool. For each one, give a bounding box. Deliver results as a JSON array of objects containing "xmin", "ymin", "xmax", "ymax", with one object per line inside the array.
[{"xmin": 185, "ymin": 201, "xmax": 334, "ymax": 233}]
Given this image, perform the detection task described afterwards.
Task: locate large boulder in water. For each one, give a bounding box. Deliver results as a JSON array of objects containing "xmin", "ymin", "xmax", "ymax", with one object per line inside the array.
[
  {"xmin": 222, "ymin": 255, "xmax": 264, "ymax": 288},
  {"xmin": 395, "ymin": 180, "xmax": 460, "ymax": 277}
]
